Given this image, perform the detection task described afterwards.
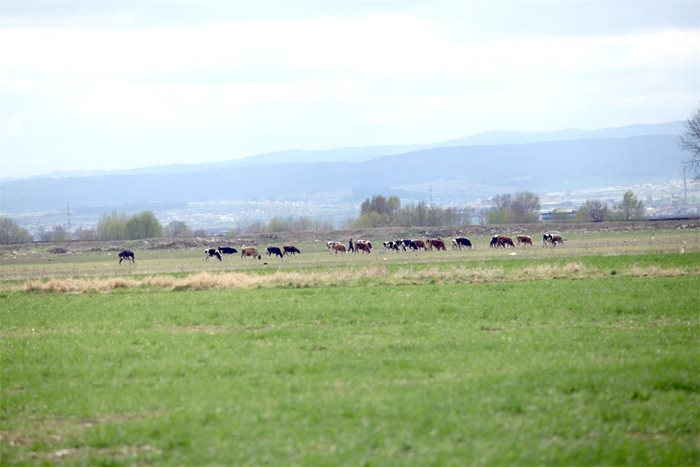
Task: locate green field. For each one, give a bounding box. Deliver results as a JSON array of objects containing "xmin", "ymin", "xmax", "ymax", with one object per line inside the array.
[{"xmin": 1, "ymin": 227, "xmax": 699, "ymax": 465}]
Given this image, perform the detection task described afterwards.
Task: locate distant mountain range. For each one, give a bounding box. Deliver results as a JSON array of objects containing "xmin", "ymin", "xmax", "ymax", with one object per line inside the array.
[{"xmin": 0, "ymin": 121, "xmax": 688, "ymax": 215}]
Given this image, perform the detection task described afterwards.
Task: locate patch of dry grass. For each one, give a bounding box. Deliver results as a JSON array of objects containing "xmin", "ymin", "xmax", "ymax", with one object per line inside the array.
[{"xmin": 6, "ymin": 261, "xmax": 696, "ymax": 294}]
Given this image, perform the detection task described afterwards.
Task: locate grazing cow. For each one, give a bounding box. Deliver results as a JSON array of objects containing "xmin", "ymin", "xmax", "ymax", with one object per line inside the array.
[
  {"xmin": 332, "ymin": 243, "xmax": 347, "ymax": 254},
  {"xmin": 283, "ymin": 245, "xmax": 301, "ymax": 256},
  {"xmin": 516, "ymin": 235, "xmax": 533, "ymax": 247},
  {"xmin": 218, "ymin": 246, "xmax": 238, "ymax": 255},
  {"xmin": 427, "ymin": 238, "xmax": 446, "ymax": 251},
  {"xmin": 453, "ymin": 237, "xmax": 473, "ymax": 249},
  {"xmin": 241, "ymin": 247, "xmax": 262, "ymax": 260},
  {"xmin": 542, "ymin": 233, "xmax": 553, "ymax": 247},
  {"xmin": 498, "ymin": 236, "xmax": 515, "ymax": 248},
  {"xmin": 406, "ymin": 239, "xmax": 426, "ymax": 251},
  {"xmin": 491, "ymin": 235, "xmax": 515, "ymax": 248},
  {"xmin": 543, "ymin": 233, "xmax": 564, "ymax": 247},
  {"xmin": 327, "ymin": 241, "xmax": 341, "ymax": 252},
  {"xmin": 205, "ymin": 248, "xmax": 222, "ymax": 261},
  {"xmin": 382, "ymin": 240, "xmax": 404, "ymax": 251},
  {"xmin": 355, "ymin": 240, "xmax": 372, "ymax": 254},
  {"xmin": 267, "ymin": 246, "xmax": 284, "ymax": 258},
  {"xmin": 118, "ymin": 250, "xmax": 135, "ymax": 264}
]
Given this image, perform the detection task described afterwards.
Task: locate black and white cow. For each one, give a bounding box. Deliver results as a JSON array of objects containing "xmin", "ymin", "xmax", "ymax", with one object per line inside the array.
[
  {"xmin": 118, "ymin": 250, "xmax": 135, "ymax": 264},
  {"xmin": 205, "ymin": 248, "xmax": 222, "ymax": 261},
  {"xmin": 218, "ymin": 246, "xmax": 238, "ymax": 255},
  {"xmin": 453, "ymin": 237, "xmax": 473, "ymax": 249}
]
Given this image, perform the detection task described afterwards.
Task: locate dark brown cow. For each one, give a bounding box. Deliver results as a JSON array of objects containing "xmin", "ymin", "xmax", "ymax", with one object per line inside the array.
[
  {"xmin": 355, "ymin": 240, "xmax": 372, "ymax": 253},
  {"xmin": 283, "ymin": 245, "xmax": 301, "ymax": 256},
  {"xmin": 499, "ymin": 236, "xmax": 515, "ymax": 248},
  {"xmin": 516, "ymin": 235, "xmax": 533, "ymax": 247},
  {"xmin": 427, "ymin": 238, "xmax": 446, "ymax": 251},
  {"xmin": 550, "ymin": 234, "xmax": 564, "ymax": 246},
  {"xmin": 410, "ymin": 239, "xmax": 426, "ymax": 251},
  {"xmin": 241, "ymin": 247, "xmax": 261, "ymax": 260},
  {"xmin": 491, "ymin": 235, "xmax": 515, "ymax": 248},
  {"xmin": 332, "ymin": 243, "xmax": 347, "ymax": 254}
]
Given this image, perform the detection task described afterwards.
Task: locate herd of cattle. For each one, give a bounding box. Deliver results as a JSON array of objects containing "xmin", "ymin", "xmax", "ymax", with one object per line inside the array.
[
  {"xmin": 203, "ymin": 245, "xmax": 301, "ymax": 261},
  {"xmin": 328, "ymin": 233, "xmax": 563, "ymax": 254},
  {"xmin": 118, "ymin": 233, "xmax": 563, "ymax": 263}
]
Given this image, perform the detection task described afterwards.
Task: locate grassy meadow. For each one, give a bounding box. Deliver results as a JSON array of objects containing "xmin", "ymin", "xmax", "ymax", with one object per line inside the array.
[{"xmin": 1, "ymin": 226, "xmax": 699, "ymax": 465}]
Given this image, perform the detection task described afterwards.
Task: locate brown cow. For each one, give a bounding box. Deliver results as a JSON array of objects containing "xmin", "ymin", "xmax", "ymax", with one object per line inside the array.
[
  {"xmin": 332, "ymin": 243, "xmax": 347, "ymax": 254},
  {"xmin": 410, "ymin": 239, "xmax": 426, "ymax": 251},
  {"xmin": 355, "ymin": 240, "xmax": 372, "ymax": 254},
  {"xmin": 516, "ymin": 235, "xmax": 533, "ymax": 247},
  {"xmin": 241, "ymin": 246, "xmax": 261, "ymax": 260},
  {"xmin": 550, "ymin": 234, "xmax": 564, "ymax": 246},
  {"xmin": 491, "ymin": 235, "xmax": 515, "ymax": 248},
  {"xmin": 427, "ymin": 238, "xmax": 446, "ymax": 251}
]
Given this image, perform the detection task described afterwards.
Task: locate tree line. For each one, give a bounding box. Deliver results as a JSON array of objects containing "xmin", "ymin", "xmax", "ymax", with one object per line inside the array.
[
  {"xmin": 0, "ymin": 211, "xmax": 201, "ymax": 244},
  {"xmin": 348, "ymin": 190, "xmax": 645, "ymax": 228},
  {"xmin": 0, "ymin": 190, "xmax": 647, "ymax": 245},
  {"xmin": 350, "ymin": 195, "xmax": 474, "ymax": 228}
]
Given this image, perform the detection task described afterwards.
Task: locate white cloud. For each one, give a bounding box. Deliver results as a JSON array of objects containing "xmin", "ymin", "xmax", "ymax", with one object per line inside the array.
[{"xmin": 1, "ymin": 5, "xmax": 698, "ymax": 177}]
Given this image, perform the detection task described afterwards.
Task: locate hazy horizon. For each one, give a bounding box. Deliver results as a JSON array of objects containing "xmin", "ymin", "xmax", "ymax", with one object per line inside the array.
[{"xmin": 1, "ymin": 0, "xmax": 698, "ymax": 179}]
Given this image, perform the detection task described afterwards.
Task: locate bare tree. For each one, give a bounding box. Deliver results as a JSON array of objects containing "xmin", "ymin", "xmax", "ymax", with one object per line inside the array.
[
  {"xmin": 679, "ymin": 107, "xmax": 700, "ymax": 178},
  {"xmin": 577, "ymin": 200, "xmax": 608, "ymax": 222}
]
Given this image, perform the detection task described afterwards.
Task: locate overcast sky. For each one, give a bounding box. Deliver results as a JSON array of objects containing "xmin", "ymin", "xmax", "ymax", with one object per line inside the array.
[{"xmin": 1, "ymin": 0, "xmax": 699, "ymax": 179}]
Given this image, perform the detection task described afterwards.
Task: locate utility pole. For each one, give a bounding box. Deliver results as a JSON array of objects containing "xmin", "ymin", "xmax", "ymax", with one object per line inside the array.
[{"xmin": 66, "ymin": 203, "xmax": 72, "ymax": 232}]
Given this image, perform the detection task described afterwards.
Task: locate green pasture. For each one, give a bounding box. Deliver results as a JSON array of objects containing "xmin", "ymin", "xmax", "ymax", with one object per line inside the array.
[
  {"xmin": 0, "ymin": 228, "xmax": 697, "ymax": 281},
  {"xmin": 1, "ymin": 228, "xmax": 699, "ymax": 465}
]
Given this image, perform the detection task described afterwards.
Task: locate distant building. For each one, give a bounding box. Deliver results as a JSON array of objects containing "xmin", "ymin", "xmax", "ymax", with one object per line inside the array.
[{"xmin": 540, "ymin": 209, "xmax": 577, "ymax": 221}]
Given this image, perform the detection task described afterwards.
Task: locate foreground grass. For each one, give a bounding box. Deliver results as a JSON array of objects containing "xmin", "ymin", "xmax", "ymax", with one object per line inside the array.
[{"xmin": 1, "ymin": 275, "xmax": 698, "ymax": 465}]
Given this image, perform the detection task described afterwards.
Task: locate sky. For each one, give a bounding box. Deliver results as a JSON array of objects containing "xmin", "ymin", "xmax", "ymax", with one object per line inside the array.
[{"xmin": 1, "ymin": 0, "xmax": 699, "ymax": 179}]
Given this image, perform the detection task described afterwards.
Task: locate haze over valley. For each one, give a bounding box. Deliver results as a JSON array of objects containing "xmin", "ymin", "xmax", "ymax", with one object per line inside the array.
[{"xmin": 1, "ymin": 121, "xmax": 697, "ymax": 235}]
